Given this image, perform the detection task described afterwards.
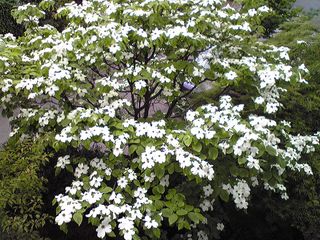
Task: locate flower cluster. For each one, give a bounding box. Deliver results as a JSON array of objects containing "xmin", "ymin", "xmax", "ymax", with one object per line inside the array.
[
  {"xmin": 56, "ymin": 158, "xmax": 159, "ymax": 240},
  {"xmin": 223, "ymin": 180, "xmax": 251, "ymax": 209}
]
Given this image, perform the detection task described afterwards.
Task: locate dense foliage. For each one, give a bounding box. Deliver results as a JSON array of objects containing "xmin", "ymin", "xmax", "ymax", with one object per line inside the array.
[
  {"xmin": 262, "ymin": 15, "xmax": 320, "ymax": 240},
  {"xmin": 0, "ymin": 0, "xmax": 23, "ymax": 36},
  {"xmin": 0, "ymin": 1, "xmax": 319, "ymax": 240},
  {"xmin": 270, "ymin": 16, "xmax": 320, "ymax": 134},
  {"xmin": 0, "ymin": 0, "xmax": 69, "ymax": 36},
  {"xmin": 0, "ymin": 0, "xmax": 299, "ymax": 36},
  {"xmin": 191, "ymin": 15, "xmax": 320, "ymax": 240},
  {"xmin": 247, "ymin": 0, "xmax": 301, "ymax": 36},
  {"xmin": 0, "ymin": 137, "xmax": 52, "ymax": 239}
]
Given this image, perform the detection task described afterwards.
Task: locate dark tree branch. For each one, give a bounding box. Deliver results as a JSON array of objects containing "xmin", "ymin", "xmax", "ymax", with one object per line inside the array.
[
  {"xmin": 90, "ymin": 66, "xmax": 107, "ymax": 78},
  {"xmin": 145, "ymin": 45, "xmax": 156, "ymax": 64},
  {"xmin": 103, "ymin": 57, "xmax": 121, "ymax": 70},
  {"xmin": 143, "ymin": 87, "xmax": 151, "ymax": 118},
  {"xmin": 61, "ymin": 91, "xmax": 78, "ymax": 109},
  {"xmin": 124, "ymin": 107, "xmax": 135, "ymax": 117},
  {"xmin": 165, "ymin": 78, "xmax": 215, "ymax": 118},
  {"xmin": 127, "ymin": 80, "xmax": 139, "ymax": 119},
  {"xmin": 214, "ymin": 85, "xmax": 231, "ymax": 100}
]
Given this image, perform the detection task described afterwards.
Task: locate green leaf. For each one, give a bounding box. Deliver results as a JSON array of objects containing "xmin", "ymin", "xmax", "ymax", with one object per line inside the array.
[
  {"xmin": 188, "ymin": 212, "xmax": 199, "ymax": 224},
  {"xmin": 158, "ymin": 184, "xmax": 165, "ymax": 194},
  {"xmin": 155, "ymin": 165, "xmax": 165, "ymax": 179},
  {"xmin": 166, "ymin": 189, "xmax": 176, "ymax": 200},
  {"xmin": 264, "ymin": 171, "xmax": 272, "ymax": 181},
  {"xmin": 52, "ymin": 197, "xmax": 57, "ymax": 206},
  {"xmin": 152, "ymin": 228, "xmax": 161, "ymax": 238},
  {"xmin": 60, "ymin": 223, "xmax": 68, "ymax": 234},
  {"xmin": 107, "ymin": 231, "xmax": 116, "ymax": 237},
  {"xmin": 100, "ymin": 186, "xmax": 112, "ymax": 193},
  {"xmin": 55, "ymin": 168, "xmax": 61, "ymax": 176},
  {"xmin": 90, "ymin": 217, "xmax": 100, "ymax": 226},
  {"xmin": 239, "ymin": 168, "xmax": 249, "ymax": 177},
  {"xmin": 230, "ymin": 165, "xmax": 239, "ymax": 176},
  {"xmin": 103, "ymin": 116, "xmax": 110, "ymax": 123},
  {"xmin": 183, "ymin": 221, "xmax": 191, "ymax": 230},
  {"xmin": 219, "ymin": 189, "xmax": 229, "ymax": 202},
  {"xmin": 183, "ymin": 135, "xmax": 192, "ymax": 147},
  {"xmin": 136, "ymin": 146, "xmax": 144, "ymax": 155},
  {"xmin": 277, "ymin": 158, "xmax": 287, "ymax": 168},
  {"xmin": 178, "ymin": 221, "xmax": 184, "ymax": 230},
  {"xmin": 196, "ymin": 212, "xmax": 206, "ymax": 223},
  {"xmin": 168, "ymin": 163, "xmax": 175, "ymax": 174},
  {"xmin": 66, "ymin": 165, "xmax": 73, "ymax": 173},
  {"xmin": 266, "ymin": 145, "xmax": 278, "ymax": 156},
  {"xmin": 83, "ymin": 140, "xmax": 91, "ymax": 150},
  {"xmin": 73, "ymin": 212, "xmax": 83, "ymax": 226},
  {"xmin": 53, "ymin": 141, "xmax": 60, "ymax": 152},
  {"xmin": 209, "ymin": 147, "xmax": 218, "ymax": 160},
  {"xmin": 193, "ymin": 142, "xmax": 202, "ymax": 153},
  {"xmin": 155, "ymin": 200, "xmax": 164, "ymax": 209},
  {"xmin": 176, "ymin": 209, "xmax": 188, "ymax": 216},
  {"xmin": 152, "ymin": 186, "xmax": 160, "ymax": 195},
  {"xmin": 185, "ymin": 205, "xmax": 194, "ymax": 212},
  {"xmin": 238, "ymin": 157, "xmax": 247, "ymax": 165},
  {"xmin": 168, "ymin": 214, "xmax": 178, "ymax": 225},
  {"xmin": 133, "ymin": 235, "xmax": 140, "ymax": 240},
  {"xmin": 129, "ymin": 144, "xmax": 138, "ymax": 154},
  {"xmin": 162, "ymin": 208, "xmax": 173, "ymax": 217}
]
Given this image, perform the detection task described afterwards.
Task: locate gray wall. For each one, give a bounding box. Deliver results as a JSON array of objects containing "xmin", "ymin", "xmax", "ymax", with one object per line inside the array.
[
  {"xmin": 0, "ymin": 115, "xmax": 10, "ymax": 145},
  {"xmin": 295, "ymin": 0, "xmax": 320, "ymax": 10}
]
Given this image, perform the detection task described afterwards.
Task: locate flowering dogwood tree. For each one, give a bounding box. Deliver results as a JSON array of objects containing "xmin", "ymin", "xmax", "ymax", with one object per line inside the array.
[{"xmin": 0, "ymin": 0, "xmax": 319, "ymax": 239}]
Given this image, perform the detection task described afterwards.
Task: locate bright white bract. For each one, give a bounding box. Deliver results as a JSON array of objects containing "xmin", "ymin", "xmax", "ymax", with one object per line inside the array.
[{"xmin": 0, "ymin": 0, "xmax": 319, "ymax": 239}]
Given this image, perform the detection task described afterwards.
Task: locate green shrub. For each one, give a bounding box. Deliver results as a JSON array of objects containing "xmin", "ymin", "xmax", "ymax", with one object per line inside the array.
[
  {"xmin": 238, "ymin": 0, "xmax": 300, "ymax": 36},
  {"xmin": 0, "ymin": 0, "xmax": 23, "ymax": 35},
  {"xmin": 268, "ymin": 16, "xmax": 320, "ymax": 134},
  {"xmin": 0, "ymin": 0, "xmax": 65, "ymax": 35},
  {"xmin": 265, "ymin": 14, "xmax": 320, "ymax": 239},
  {"xmin": 0, "ymin": 136, "xmax": 52, "ymax": 239},
  {"xmin": 190, "ymin": 15, "xmax": 320, "ymax": 240}
]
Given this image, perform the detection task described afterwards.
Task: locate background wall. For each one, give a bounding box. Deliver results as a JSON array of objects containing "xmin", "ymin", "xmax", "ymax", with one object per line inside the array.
[
  {"xmin": 295, "ymin": 0, "xmax": 320, "ymax": 10},
  {"xmin": 0, "ymin": 116, "xmax": 10, "ymax": 145}
]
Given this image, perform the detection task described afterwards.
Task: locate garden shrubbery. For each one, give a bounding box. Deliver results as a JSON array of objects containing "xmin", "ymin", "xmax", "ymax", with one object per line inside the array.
[
  {"xmin": 191, "ymin": 14, "xmax": 320, "ymax": 240},
  {"xmin": 0, "ymin": 137, "xmax": 51, "ymax": 239}
]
